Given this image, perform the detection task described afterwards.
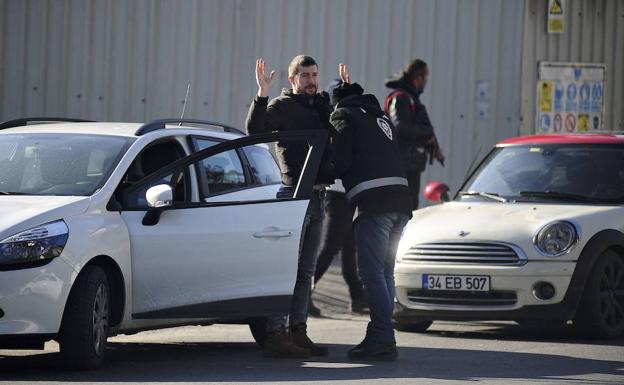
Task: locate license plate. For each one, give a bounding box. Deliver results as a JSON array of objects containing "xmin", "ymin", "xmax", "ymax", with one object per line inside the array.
[{"xmin": 422, "ymin": 274, "xmax": 490, "ymax": 291}]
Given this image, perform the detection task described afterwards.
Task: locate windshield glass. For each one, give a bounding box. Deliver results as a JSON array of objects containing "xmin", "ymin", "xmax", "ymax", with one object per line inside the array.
[
  {"xmin": 460, "ymin": 144, "xmax": 624, "ymax": 204},
  {"xmin": 0, "ymin": 134, "xmax": 132, "ymax": 196}
]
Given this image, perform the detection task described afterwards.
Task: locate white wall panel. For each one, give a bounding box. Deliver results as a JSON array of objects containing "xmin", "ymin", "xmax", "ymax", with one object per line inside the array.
[
  {"xmin": 1, "ymin": 0, "xmax": 527, "ymax": 194},
  {"xmin": 520, "ymin": 0, "xmax": 624, "ymax": 134}
]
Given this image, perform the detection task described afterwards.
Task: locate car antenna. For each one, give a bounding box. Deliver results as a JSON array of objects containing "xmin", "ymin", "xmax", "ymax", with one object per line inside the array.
[
  {"xmin": 178, "ymin": 83, "xmax": 191, "ymax": 126},
  {"xmin": 462, "ymin": 144, "xmax": 483, "ymax": 181}
]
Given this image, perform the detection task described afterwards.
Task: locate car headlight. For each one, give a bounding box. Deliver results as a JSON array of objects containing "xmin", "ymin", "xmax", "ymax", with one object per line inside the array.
[
  {"xmin": 0, "ymin": 220, "xmax": 69, "ymax": 268},
  {"xmin": 533, "ymin": 221, "xmax": 578, "ymax": 257}
]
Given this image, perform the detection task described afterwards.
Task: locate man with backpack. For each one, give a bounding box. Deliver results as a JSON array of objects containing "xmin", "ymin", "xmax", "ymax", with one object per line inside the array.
[{"xmin": 385, "ymin": 59, "xmax": 445, "ymax": 210}]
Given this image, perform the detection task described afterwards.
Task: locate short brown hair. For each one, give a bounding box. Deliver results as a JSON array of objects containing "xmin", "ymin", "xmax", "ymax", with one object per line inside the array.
[
  {"xmin": 404, "ymin": 59, "xmax": 428, "ymax": 81},
  {"xmin": 288, "ymin": 55, "xmax": 318, "ymax": 77}
]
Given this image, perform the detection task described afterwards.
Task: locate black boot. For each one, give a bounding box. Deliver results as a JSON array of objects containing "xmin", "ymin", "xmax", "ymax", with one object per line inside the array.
[
  {"xmin": 348, "ymin": 340, "xmax": 398, "ymax": 361},
  {"xmin": 291, "ymin": 323, "xmax": 329, "ymax": 356},
  {"xmin": 263, "ymin": 328, "xmax": 311, "ymax": 358}
]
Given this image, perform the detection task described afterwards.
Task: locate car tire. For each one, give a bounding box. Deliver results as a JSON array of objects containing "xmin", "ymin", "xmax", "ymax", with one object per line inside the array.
[
  {"xmin": 58, "ymin": 265, "xmax": 111, "ymax": 370},
  {"xmin": 393, "ymin": 319, "xmax": 433, "ymax": 333},
  {"xmin": 248, "ymin": 317, "xmax": 268, "ymax": 348},
  {"xmin": 573, "ymin": 250, "xmax": 624, "ymax": 338}
]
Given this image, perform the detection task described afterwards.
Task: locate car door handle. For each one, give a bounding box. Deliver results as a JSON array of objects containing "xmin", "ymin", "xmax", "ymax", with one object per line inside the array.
[{"xmin": 253, "ymin": 229, "xmax": 294, "ymax": 239}]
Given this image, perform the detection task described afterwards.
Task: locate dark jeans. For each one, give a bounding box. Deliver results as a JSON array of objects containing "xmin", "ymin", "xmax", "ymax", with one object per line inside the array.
[
  {"xmin": 267, "ymin": 188, "xmax": 324, "ymax": 331},
  {"xmin": 314, "ymin": 191, "xmax": 364, "ymax": 301},
  {"xmin": 354, "ymin": 212, "xmax": 409, "ymax": 344},
  {"xmin": 406, "ymin": 170, "xmax": 422, "ymax": 210}
]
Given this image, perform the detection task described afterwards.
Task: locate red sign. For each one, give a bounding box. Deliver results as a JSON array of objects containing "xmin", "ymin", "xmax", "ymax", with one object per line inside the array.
[{"xmin": 565, "ymin": 114, "xmax": 576, "ymax": 133}]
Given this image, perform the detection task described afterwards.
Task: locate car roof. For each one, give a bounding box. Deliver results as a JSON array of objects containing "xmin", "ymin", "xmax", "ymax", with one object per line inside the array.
[
  {"xmin": 0, "ymin": 122, "xmax": 244, "ymax": 140},
  {"xmin": 498, "ymin": 133, "xmax": 624, "ymax": 147}
]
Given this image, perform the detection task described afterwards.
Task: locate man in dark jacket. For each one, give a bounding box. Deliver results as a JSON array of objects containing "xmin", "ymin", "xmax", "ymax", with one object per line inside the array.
[
  {"xmin": 245, "ymin": 55, "xmax": 343, "ymax": 358},
  {"xmin": 330, "ymin": 81, "xmax": 412, "ymax": 361},
  {"xmin": 385, "ymin": 58, "xmax": 444, "ymax": 210}
]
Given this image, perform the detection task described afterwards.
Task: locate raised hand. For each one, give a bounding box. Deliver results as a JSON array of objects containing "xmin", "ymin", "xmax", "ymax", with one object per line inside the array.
[
  {"xmin": 256, "ymin": 58, "xmax": 276, "ymax": 98},
  {"xmin": 339, "ymin": 63, "xmax": 351, "ymax": 84}
]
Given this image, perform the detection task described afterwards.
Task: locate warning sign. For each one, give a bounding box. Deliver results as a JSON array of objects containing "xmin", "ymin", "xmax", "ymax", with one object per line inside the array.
[
  {"xmin": 536, "ymin": 62, "xmax": 605, "ymax": 133},
  {"xmin": 578, "ymin": 113, "xmax": 589, "ymax": 132},
  {"xmin": 553, "ymin": 113, "xmax": 562, "ymax": 132},
  {"xmin": 565, "ymin": 114, "xmax": 576, "ymax": 132},
  {"xmin": 548, "ymin": 0, "xmax": 565, "ymax": 34},
  {"xmin": 539, "ymin": 81, "xmax": 553, "ymax": 112}
]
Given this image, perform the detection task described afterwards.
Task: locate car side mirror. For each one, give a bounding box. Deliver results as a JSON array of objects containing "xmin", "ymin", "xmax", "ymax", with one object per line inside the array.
[
  {"xmin": 142, "ymin": 185, "xmax": 173, "ymax": 226},
  {"xmin": 424, "ymin": 181, "xmax": 450, "ymax": 203},
  {"xmin": 146, "ymin": 184, "xmax": 173, "ymax": 208}
]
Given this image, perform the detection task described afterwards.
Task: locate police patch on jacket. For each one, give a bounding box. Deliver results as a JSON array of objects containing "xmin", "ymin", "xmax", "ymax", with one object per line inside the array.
[{"xmin": 377, "ymin": 117, "xmax": 393, "ymax": 141}]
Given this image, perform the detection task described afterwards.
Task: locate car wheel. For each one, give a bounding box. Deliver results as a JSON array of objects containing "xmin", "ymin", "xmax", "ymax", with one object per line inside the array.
[
  {"xmin": 393, "ymin": 319, "xmax": 433, "ymax": 333},
  {"xmin": 248, "ymin": 317, "xmax": 268, "ymax": 348},
  {"xmin": 59, "ymin": 265, "xmax": 111, "ymax": 369},
  {"xmin": 574, "ymin": 250, "xmax": 624, "ymax": 338}
]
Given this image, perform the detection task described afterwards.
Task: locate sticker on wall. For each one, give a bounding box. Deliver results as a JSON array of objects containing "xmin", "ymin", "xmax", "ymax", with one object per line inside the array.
[
  {"xmin": 540, "ymin": 114, "xmax": 552, "ymax": 132},
  {"xmin": 539, "ymin": 81, "xmax": 553, "ymax": 112},
  {"xmin": 553, "ymin": 113, "xmax": 562, "ymax": 132},
  {"xmin": 536, "ymin": 62, "xmax": 605, "ymax": 134},
  {"xmin": 578, "ymin": 113, "xmax": 589, "ymax": 132},
  {"xmin": 547, "ymin": 0, "xmax": 565, "ymax": 34},
  {"xmin": 565, "ymin": 113, "xmax": 576, "ymax": 132}
]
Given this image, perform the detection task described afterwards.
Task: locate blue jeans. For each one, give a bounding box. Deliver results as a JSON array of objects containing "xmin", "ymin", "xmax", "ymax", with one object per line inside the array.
[
  {"xmin": 354, "ymin": 212, "xmax": 409, "ymax": 344},
  {"xmin": 267, "ymin": 189, "xmax": 324, "ymax": 331}
]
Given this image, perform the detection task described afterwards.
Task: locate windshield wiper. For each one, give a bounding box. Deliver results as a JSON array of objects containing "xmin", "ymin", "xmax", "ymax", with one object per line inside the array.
[
  {"xmin": 0, "ymin": 191, "xmax": 28, "ymax": 195},
  {"xmin": 458, "ymin": 191, "xmax": 508, "ymax": 202},
  {"xmin": 519, "ymin": 190, "xmax": 599, "ymax": 203}
]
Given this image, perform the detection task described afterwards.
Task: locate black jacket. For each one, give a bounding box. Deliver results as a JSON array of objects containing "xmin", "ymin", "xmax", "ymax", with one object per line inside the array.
[
  {"xmin": 245, "ymin": 88, "xmax": 334, "ymax": 186},
  {"xmin": 385, "ymin": 73, "xmax": 435, "ymax": 172},
  {"xmin": 330, "ymin": 82, "xmax": 412, "ymax": 218}
]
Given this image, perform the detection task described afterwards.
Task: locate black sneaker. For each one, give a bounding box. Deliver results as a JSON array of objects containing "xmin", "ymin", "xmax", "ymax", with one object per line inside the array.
[
  {"xmin": 348, "ymin": 341, "xmax": 398, "ymax": 361},
  {"xmin": 351, "ymin": 295, "xmax": 369, "ymax": 314}
]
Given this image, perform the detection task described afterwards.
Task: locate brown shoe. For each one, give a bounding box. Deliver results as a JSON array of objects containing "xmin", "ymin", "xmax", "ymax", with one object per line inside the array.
[
  {"xmin": 291, "ymin": 323, "xmax": 329, "ymax": 356},
  {"xmin": 263, "ymin": 329, "xmax": 311, "ymax": 358}
]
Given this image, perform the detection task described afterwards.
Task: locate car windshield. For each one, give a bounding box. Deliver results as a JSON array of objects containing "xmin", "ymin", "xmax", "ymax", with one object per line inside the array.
[
  {"xmin": 460, "ymin": 144, "xmax": 624, "ymax": 204},
  {"xmin": 0, "ymin": 133, "xmax": 132, "ymax": 196}
]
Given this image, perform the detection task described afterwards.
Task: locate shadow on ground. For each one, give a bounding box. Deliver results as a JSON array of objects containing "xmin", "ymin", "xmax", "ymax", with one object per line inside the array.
[
  {"xmin": 1, "ymin": 339, "xmax": 623, "ymax": 383},
  {"xmin": 415, "ymin": 320, "xmax": 624, "ymax": 347}
]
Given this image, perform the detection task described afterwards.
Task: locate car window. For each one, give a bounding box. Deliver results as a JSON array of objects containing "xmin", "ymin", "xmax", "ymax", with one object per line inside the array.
[
  {"xmin": 244, "ymin": 145, "xmax": 281, "ymax": 185},
  {"xmin": 462, "ymin": 144, "xmax": 624, "ymax": 203},
  {"xmin": 195, "ymin": 139, "xmax": 247, "ymax": 196},
  {"xmin": 0, "ymin": 133, "xmax": 131, "ymax": 196},
  {"xmin": 116, "ymin": 140, "xmax": 191, "ymax": 209}
]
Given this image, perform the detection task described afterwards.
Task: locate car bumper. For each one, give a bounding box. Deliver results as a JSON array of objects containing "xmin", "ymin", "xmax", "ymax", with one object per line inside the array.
[
  {"xmin": 0, "ymin": 257, "xmax": 75, "ymax": 336},
  {"xmin": 394, "ymin": 261, "xmax": 577, "ymax": 322}
]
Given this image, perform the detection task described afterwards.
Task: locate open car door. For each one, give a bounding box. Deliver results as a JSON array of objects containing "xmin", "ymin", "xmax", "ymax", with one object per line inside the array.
[{"xmin": 119, "ymin": 130, "xmax": 327, "ymax": 320}]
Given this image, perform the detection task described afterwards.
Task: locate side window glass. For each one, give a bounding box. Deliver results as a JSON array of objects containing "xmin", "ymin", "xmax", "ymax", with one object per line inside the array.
[
  {"xmin": 196, "ymin": 139, "xmax": 247, "ymax": 196},
  {"xmin": 244, "ymin": 145, "xmax": 282, "ymax": 185},
  {"xmin": 116, "ymin": 141, "xmax": 190, "ymax": 209}
]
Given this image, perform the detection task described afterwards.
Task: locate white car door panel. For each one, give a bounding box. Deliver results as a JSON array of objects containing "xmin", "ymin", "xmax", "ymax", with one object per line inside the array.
[
  {"xmin": 122, "ymin": 199, "xmax": 307, "ymax": 316},
  {"xmin": 121, "ymin": 130, "xmax": 327, "ymax": 320}
]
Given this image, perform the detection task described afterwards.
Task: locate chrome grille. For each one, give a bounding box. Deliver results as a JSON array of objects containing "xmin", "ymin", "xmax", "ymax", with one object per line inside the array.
[
  {"xmin": 407, "ymin": 289, "xmax": 517, "ymax": 306},
  {"xmin": 403, "ymin": 242, "xmax": 524, "ymax": 265}
]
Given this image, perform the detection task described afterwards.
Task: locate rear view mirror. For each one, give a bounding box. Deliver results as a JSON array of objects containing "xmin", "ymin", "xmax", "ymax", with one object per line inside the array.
[
  {"xmin": 146, "ymin": 184, "xmax": 173, "ymax": 208},
  {"xmin": 424, "ymin": 181, "xmax": 450, "ymax": 203}
]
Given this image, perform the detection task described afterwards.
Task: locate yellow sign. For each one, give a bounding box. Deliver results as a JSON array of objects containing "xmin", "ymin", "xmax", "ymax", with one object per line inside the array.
[
  {"xmin": 539, "ymin": 81, "xmax": 553, "ymax": 112},
  {"xmin": 578, "ymin": 113, "xmax": 589, "ymax": 132},
  {"xmin": 547, "ymin": 0, "xmax": 565, "ymax": 34},
  {"xmin": 550, "ymin": 0, "xmax": 563, "ymax": 14}
]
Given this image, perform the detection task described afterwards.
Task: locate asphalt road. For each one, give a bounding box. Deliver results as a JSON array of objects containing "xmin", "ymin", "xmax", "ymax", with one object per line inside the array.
[{"xmin": 1, "ymin": 266, "xmax": 623, "ymax": 385}]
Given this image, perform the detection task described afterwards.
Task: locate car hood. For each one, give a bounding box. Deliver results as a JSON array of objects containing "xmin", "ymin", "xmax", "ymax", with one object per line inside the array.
[
  {"xmin": 400, "ymin": 201, "xmax": 622, "ymax": 259},
  {"xmin": 0, "ymin": 196, "xmax": 91, "ymax": 241}
]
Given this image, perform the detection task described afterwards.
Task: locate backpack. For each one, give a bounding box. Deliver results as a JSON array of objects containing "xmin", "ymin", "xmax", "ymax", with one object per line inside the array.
[{"xmin": 384, "ymin": 90, "xmax": 417, "ymax": 116}]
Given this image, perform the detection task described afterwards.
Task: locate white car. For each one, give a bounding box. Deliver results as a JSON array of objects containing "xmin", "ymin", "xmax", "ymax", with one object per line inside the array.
[
  {"xmin": 0, "ymin": 117, "xmax": 327, "ymax": 368},
  {"xmin": 394, "ymin": 134, "xmax": 624, "ymax": 339}
]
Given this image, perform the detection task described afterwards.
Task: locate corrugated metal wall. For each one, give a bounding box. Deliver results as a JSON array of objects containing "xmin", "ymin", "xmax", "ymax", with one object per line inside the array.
[
  {"xmin": 0, "ymin": 0, "xmax": 525, "ymax": 193},
  {"xmin": 520, "ymin": 0, "xmax": 624, "ymax": 135}
]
